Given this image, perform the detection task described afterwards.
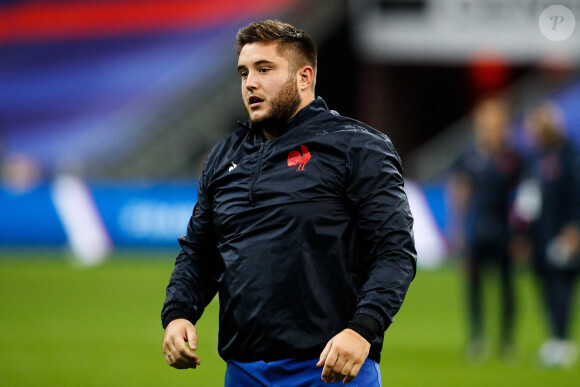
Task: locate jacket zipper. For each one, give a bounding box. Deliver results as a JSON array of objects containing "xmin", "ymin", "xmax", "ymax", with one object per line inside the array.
[{"xmin": 249, "ymin": 141, "xmax": 265, "ymax": 203}]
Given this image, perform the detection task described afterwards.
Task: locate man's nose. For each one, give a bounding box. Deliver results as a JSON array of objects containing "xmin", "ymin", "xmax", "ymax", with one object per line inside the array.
[{"xmin": 245, "ymin": 72, "xmax": 258, "ymax": 90}]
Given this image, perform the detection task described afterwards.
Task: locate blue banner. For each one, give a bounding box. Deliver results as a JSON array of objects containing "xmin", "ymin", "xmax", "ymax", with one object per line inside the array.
[{"xmin": 0, "ymin": 180, "xmax": 197, "ymax": 249}]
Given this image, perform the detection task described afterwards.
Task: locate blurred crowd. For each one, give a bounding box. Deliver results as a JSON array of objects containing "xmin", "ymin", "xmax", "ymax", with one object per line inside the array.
[{"xmin": 448, "ymin": 95, "xmax": 580, "ymax": 368}]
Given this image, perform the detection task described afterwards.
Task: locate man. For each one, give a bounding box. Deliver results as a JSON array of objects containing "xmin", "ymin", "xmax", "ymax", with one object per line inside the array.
[
  {"xmin": 519, "ymin": 102, "xmax": 580, "ymax": 367},
  {"xmin": 448, "ymin": 96, "xmax": 521, "ymax": 362},
  {"xmin": 161, "ymin": 20, "xmax": 416, "ymax": 385}
]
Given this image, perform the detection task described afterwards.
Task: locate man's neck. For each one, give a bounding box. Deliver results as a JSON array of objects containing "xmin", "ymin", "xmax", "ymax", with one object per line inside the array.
[{"xmin": 262, "ymin": 128, "xmax": 283, "ymax": 141}]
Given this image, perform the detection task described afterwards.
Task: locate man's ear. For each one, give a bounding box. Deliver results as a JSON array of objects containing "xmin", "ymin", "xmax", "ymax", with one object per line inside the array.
[{"xmin": 297, "ymin": 65, "xmax": 314, "ymax": 91}]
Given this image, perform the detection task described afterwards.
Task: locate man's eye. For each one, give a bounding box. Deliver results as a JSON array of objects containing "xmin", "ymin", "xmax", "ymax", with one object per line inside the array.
[
  {"xmin": 259, "ymin": 68, "xmax": 270, "ymax": 73},
  {"xmin": 240, "ymin": 72, "xmax": 248, "ymax": 78}
]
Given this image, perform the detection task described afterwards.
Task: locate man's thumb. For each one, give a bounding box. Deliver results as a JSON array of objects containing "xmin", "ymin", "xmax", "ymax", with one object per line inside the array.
[{"xmin": 186, "ymin": 326, "xmax": 198, "ymax": 351}]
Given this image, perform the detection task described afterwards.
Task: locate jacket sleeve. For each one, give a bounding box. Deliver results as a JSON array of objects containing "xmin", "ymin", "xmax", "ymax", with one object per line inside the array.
[
  {"xmin": 567, "ymin": 147, "xmax": 580, "ymax": 225},
  {"xmin": 345, "ymin": 131, "xmax": 417, "ymax": 334},
  {"xmin": 161, "ymin": 168, "xmax": 224, "ymax": 329}
]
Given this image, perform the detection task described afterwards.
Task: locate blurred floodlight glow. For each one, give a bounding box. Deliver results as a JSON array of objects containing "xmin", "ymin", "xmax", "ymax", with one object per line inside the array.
[{"xmin": 352, "ymin": 0, "xmax": 580, "ymax": 63}]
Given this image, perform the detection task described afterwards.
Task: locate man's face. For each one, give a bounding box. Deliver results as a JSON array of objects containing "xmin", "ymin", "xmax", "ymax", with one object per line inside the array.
[
  {"xmin": 474, "ymin": 100, "xmax": 508, "ymax": 150},
  {"xmin": 237, "ymin": 42, "xmax": 301, "ymax": 126}
]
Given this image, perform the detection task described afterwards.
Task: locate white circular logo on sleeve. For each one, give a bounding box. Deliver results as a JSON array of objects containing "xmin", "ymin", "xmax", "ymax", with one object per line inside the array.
[{"xmin": 539, "ymin": 5, "xmax": 576, "ymax": 41}]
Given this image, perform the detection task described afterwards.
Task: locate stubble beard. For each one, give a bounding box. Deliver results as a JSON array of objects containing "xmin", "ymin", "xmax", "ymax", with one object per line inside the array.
[{"xmin": 246, "ymin": 75, "xmax": 302, "ymax": 134}]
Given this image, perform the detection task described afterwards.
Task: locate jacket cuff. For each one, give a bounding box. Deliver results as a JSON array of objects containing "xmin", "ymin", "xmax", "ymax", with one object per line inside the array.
[
  {"xmin": 162, "ymin": 309, "xmax": 193, "ymax": 329},
  {"xmin": 347, "ymin": 313, "xmax": 385, "ymax": 344}
]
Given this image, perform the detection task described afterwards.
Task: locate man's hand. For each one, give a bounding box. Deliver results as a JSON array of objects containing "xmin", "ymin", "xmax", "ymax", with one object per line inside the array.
[
  {"xmin": 316, "ymin": 329, "xmax": 371, "ymax": 384},
  {"xmin": 560, "ymin": 225, "xmax": 580, "ymax": 256},
  {"xmin": 162, "ymin": 318, "xmax": 201, "ymax": 369}
]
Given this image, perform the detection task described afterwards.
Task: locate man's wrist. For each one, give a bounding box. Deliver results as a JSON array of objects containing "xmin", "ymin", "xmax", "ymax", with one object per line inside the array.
[
  {"xmin": 162, "ymin": 309, "xmax": 192, "ymax": 329},
  {"xmin": 347, "ymin": 313, "xmax": 382, "ymax": 344}
]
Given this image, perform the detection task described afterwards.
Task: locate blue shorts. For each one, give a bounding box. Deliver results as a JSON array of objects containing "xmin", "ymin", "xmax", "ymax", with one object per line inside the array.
[{"xmin": 224, "ymin": 357, "xmax": 381, "ymax": 386}]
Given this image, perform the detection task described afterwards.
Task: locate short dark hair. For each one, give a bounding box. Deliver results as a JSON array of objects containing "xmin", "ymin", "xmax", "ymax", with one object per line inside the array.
[{"xmin": 235, "ymin": 20, "xmax": 317, "ymax": 75}]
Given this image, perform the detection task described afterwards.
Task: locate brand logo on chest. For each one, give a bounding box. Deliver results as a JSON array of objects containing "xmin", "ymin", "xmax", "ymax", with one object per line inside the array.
[{"xmin": 287, "ymin": 144, "xmax": 311, "ymax": 171}]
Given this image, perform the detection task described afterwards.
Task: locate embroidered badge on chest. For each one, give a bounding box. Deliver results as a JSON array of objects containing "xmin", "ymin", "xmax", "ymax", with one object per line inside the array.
[{"xmin": 287, "ymin": 144, "xmax": 311, "ymax": 171}]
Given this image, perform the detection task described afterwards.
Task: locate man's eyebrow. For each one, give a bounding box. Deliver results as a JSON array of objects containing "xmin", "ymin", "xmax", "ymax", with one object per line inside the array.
[{"xmin": 253, "ymin": 59, "xmax": 275, "ymax": 66}]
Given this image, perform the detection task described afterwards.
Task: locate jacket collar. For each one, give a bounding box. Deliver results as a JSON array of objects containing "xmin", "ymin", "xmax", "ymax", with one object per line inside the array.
[{"xmin": 287, "ymin": 96, "xmax": 329, "ymax": 128}]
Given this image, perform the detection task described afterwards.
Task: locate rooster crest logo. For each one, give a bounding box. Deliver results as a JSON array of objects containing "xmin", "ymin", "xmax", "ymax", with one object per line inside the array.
[{"xmin": 287, "ymin": 144, "xmax": 311, "ymax": 171}]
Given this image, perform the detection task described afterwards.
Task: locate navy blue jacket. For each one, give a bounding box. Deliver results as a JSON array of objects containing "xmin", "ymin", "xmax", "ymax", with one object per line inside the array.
[
  {"xmin": 453, "ymin": 146, "xmax": 522, "ymax": 253},
  {"xmin": 162, "ymin": 97, "xmax": 416, "ymax": 363}
]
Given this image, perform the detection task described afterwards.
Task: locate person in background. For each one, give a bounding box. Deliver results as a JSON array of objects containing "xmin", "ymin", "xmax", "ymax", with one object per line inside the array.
[
  {"xmin": 448, "ymin": 95, "xmax": 522, "ymax": 362},
  {"xmin": 517, "ymin": 101, "xmax": 580, "ymax": 368},
  {"xmin": 161, "ymin": 20, "xmax": 416, "ymax": 385}
]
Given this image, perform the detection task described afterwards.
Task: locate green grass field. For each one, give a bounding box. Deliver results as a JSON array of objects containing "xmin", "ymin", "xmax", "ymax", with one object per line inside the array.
[{"xmin": 1, "ymin": 251, "xmax": 579, "ymax": 386}]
